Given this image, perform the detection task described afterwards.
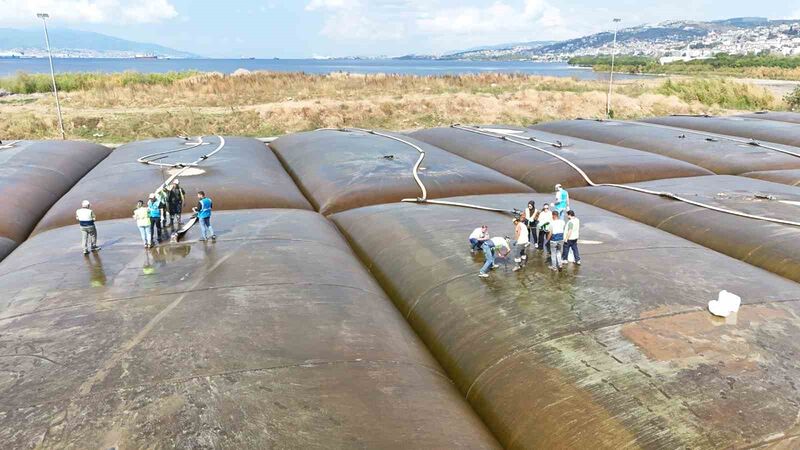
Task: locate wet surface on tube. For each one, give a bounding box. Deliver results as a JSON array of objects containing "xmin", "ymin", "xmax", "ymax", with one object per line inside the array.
[
  {"xmin": 737, "ymin": 111, "xmax": 800, "ymax": 125},
  {"xmin": 571, "ymin": 175, "xmax": 800, "ymax": 283},
  {"xmin": 33, "ymin": 137, "xmax": 312, "ymax": 235},
  {"xmin": 330, "ymin": 193, "xmax": 800, "ymax": 449},
  {"xmin": 269, "ymin": 129, "xmax": 533, "ymax": 215},
  {"xmin": 409, "ymin": 125, "xmax": 712, "ymax": 192},
  {"xmin": 0, "ymin": 140, "xmax": 111, "ymax": 261},
  {"xmin": 0, "ymin": 209, "xmax": 499, "ymax": 449},
  {"xmin": 742, "ymin": 168, "xmax": 800, "ymax": 186},
  {"xmin": 642, "ymin": 115, "xmax": 800, "ymax": 148},
  {"xmin": 531, "ymin": 119, "xmax": 800, "ymax": 175}
]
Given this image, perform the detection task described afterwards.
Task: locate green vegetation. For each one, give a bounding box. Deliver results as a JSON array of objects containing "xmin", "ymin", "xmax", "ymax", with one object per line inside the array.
[
  {"xmin": 657, "ymin": 78, "xmax": 778, "ymax": 110},
  {"xmin": 0, "ymin": 71, "xmax": 787, "ymax": 142},
  {"xmin": 570, "ymin": 54, "xmax": 800, "ymax": 80},
  {"xmin": 0, "ymin": 71, "xmax": 198, "ymax": 94},
  {"xmin": 786, "ymin": 86, "xmax": 800, "ymax": 110}
]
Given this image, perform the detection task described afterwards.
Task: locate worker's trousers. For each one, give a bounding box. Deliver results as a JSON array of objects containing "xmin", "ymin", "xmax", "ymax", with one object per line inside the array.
[
  {"xmin": 150, "ymin": 217, "xmax": 162, "ymax": 243},
  {"xmin": 199, "ymin": 217, "xmax": 215, "ymax": 240},
  {"xmin": 80, "ymin": 225, "xmax": 97, "ymax": 251},
  {"xmin": 480, "ymin": 241, "xmax": 496, "ymax": 274},
  {"xmin": 550, "ymin": 239, "xmax": 564, "ymax": 268},
  {"xmin": 562, "ymin": 239, "xmax": 580, "ymax": 263},
  {"xmin": 138, "ymin": 226, "xmax": 152, "ymax": 245}
]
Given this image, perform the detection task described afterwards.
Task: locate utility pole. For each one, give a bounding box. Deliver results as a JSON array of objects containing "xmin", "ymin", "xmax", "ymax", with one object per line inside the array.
[
  {"xmin": 37, "ymin": 13, "xmax": 66, "ymax": 140},
  {"xmin": 606, "ymin": 18, "xmax": 622, "ymax": 119}
]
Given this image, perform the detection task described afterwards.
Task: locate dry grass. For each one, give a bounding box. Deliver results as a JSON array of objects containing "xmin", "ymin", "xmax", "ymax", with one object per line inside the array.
[{"xmin": 0, "ymin": 71, "xmax": 787, "ymax": 142}]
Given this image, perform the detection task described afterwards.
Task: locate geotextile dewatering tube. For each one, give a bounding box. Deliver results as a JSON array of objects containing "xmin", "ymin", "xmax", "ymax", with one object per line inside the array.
[
  {"xmin": 588, "ymin": 118, "xmax": 800, "ymax": 160},
  {"xmin": 316, "ymin": 127, "xmax": 519, "ymax": 216},
  {"xmin": 452, "ymin": 124, "xmax": 800, "ymax": 228}
]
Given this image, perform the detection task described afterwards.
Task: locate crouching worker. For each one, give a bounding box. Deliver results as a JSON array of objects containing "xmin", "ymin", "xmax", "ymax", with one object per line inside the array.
[
  {"xmin": 562, "ymin": 210, "xmax": 581, "ymax": 265},
  {"xmin": 468, "ymin": 225, "xmax": 489, "ymax": 253},
  {"xmin": 479, "ymin": 236, "xmax": 511, "ymax": 278},
  {"xmin": 512, "ymin": 217, "xmax": 529, "ymax": 272},
  {"xmin": 76, "ymin": 200, "xmax": 100, "ymax": 255}
]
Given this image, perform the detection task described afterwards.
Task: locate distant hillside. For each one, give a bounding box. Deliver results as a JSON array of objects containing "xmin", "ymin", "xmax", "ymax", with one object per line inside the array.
[
  {"xmin": 400, "ymin": 17, "xmax": 800, "ymax": 61},
  {"xmin": 0, "ymin": 28, "xmax": 198, "ymax": 58}
]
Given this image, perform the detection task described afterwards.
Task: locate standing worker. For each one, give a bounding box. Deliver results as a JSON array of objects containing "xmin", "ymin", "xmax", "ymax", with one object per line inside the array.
[
  {"xmin": 554, "ymin": 184, "xmax": 570, "ymax": 220},
  {"xmin": 537, "ymin": 203, "xmax": 552, "ymax": 252},
  {"xmin": 133, "ymin": 200, "xmax": 152, "ymax": 248},
  {"xmin": 147, "ymin": 193, "xmax": 163, "ymax": 245},
  {"xmin": 512, "ymin": 217, "xmax": 529, "ymax": 272},
  {"xmin": 157, "ymin": 188, "xmax": 169, "ymax": 228},
  {"xmin": 562, "ymin": 210, "xmax": 581, "ymax": 266},
  {"xmin": 194, "ymin": 191, "xmax": 216, "ymax": 241},
  {"xmin": 478, "ymin": 236, "xmax": 511, "ymax": 278},
  {"xmin": 524, "ymin": 200, "xmax": 538, "ymax": 246},
  {"xmin": 468, "ymin": 225, "xmax": 489, "ymax": 253},
  {"xmin": 167, "ymin": 179, "xmax": 186, "ymax": 227},
  {"xmin": 548, "ymin": 210, "xmax": 566, "ymax": 271},
  {"xmin": 76, "ymin": 200, "xmax": 100, "ymax": 255}
]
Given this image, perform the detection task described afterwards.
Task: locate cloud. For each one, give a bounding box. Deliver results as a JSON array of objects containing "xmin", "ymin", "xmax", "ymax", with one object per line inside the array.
[
  {"xmin": 417, "ymin": 0, "xmax": 563, "ymax": 34},
  {"xmin": 304, "ymin": 0, "xmax": 565, "ymax": 50},
  {"xmin": 0, "ymin": 0, "xmax": 178, "ymax": 25}
]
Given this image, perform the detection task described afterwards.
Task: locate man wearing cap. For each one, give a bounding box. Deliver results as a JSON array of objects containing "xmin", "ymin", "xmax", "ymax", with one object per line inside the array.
[
  {"xmin": 554, "ymin": 184, "xmax": 570, "ymax": 221},
  {"xmin": 147, "ymin": 193, "xmax": 164, "ymax": 244},
  {"xmin": 167, "ymin": 179, "xmax": 186, "ymax": 227},
  {"xmin": 75, "ymin": 200, "xmax": 100, "ymax": 255},
  {"xmin": 478, "ymin": 236, "xmax": 511, "ymax": 278}
]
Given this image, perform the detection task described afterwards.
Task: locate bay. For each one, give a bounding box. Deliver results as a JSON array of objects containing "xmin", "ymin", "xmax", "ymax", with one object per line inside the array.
[{"xmin": 0, "ymin": 58, "xmax": 645, "ymax": 80}]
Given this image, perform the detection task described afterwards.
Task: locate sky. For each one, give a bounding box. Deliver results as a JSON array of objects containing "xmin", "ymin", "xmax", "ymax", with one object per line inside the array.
[{"xmin": 0, "ymin": 0, "xmax": 798, "ymax": 58}]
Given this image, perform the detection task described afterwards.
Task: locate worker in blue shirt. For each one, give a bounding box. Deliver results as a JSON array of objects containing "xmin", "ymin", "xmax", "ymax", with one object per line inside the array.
[
  {"xmin": 147, "ymin": 193, "xmax": 164, "ymax": 245},
  {"xmin": 554, "ymin": 184, "xmax": 570, "ymax": 220},
  {"xmin": 194, "ymin": 190, "xmax": 216, "ymax": 241}
]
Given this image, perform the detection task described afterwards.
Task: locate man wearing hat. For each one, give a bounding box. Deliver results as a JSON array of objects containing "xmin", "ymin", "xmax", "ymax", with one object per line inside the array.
[
  {"xmin": 167, "ymin": 179, "xmax": 186, "ymax": 227},
  {"xmin": 554, "ymin": 184, "xmax": 570, "ymax": 221},
  {"xmin": 75, "ymin": 200, "xmax": 100, "ymax": 255}
]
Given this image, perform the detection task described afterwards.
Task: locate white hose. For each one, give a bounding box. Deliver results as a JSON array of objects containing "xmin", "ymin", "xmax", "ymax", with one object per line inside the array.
[
  {"xmin": 137, "ymin": 135, "xmax": 226, "ymax": 194},
  {"xmin": 0, "ymin": 140, "xmax": 20, "ymax": 150},
  {"xmin": 315, "ymin": 128, "xmax": 517, "ymax": 215},
  {"xmin": 453, "ymin": 125, "xmax": 800, "ymax": 228}
]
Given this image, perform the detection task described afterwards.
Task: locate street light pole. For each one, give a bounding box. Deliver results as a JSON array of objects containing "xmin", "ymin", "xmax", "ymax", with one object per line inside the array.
[
  {"xmin": 37, "ymin": 13, "xmax": 66, "ymax": 140},
  {"xmin": 606, "ymin": 18, "xmax": 622, "ymax": 119}
]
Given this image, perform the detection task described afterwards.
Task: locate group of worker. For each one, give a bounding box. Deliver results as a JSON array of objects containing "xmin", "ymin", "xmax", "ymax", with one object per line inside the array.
[
  {"xmin": 75, "ymin": 180, "xmax": 216, "ymax": 254},
  {"xmin": 469, "ymin": 184, "xmax": 581, "ymax": 278}
]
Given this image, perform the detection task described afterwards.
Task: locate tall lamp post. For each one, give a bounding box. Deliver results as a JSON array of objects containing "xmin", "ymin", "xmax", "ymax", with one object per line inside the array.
[
  {"xmin": 606, "ymin": 17, "xmax": 622, "ymax": 119},
  {"xmin": 37, "ymin": 13, "xmax": 66, "ymax": 140}
]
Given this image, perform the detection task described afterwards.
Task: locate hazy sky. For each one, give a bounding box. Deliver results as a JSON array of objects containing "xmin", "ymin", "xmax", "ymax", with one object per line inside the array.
[{"xmin": 1, "ymin": 0, "xmax": 798, "ymax": 58}]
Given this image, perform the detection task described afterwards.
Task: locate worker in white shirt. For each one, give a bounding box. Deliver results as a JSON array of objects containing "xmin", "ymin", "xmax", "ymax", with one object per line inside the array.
[
  {"xmin": 562, "ymin": 210, "xmax": 581, "ymax": 265},
  {"xmin": 512, "ymin": 217, "xmax": 529, "ymax": 272},
  {"xmin": 75, "ymin": 200, "xmax": 100, "ymax": 255},
  {"xmin": 468, "ymin": 225, "xmax": 489, "ymax": 254},
  {"xmin": 537, "ymin": 203, "xmax": 552, "ymax": 252},
  {"xmin": 547, "ymin": 210, "xmax": 566, "ymax": 271},
  {"xmin": 479, "ymin": 236, "xmax": 511, "ymax": 278}
]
